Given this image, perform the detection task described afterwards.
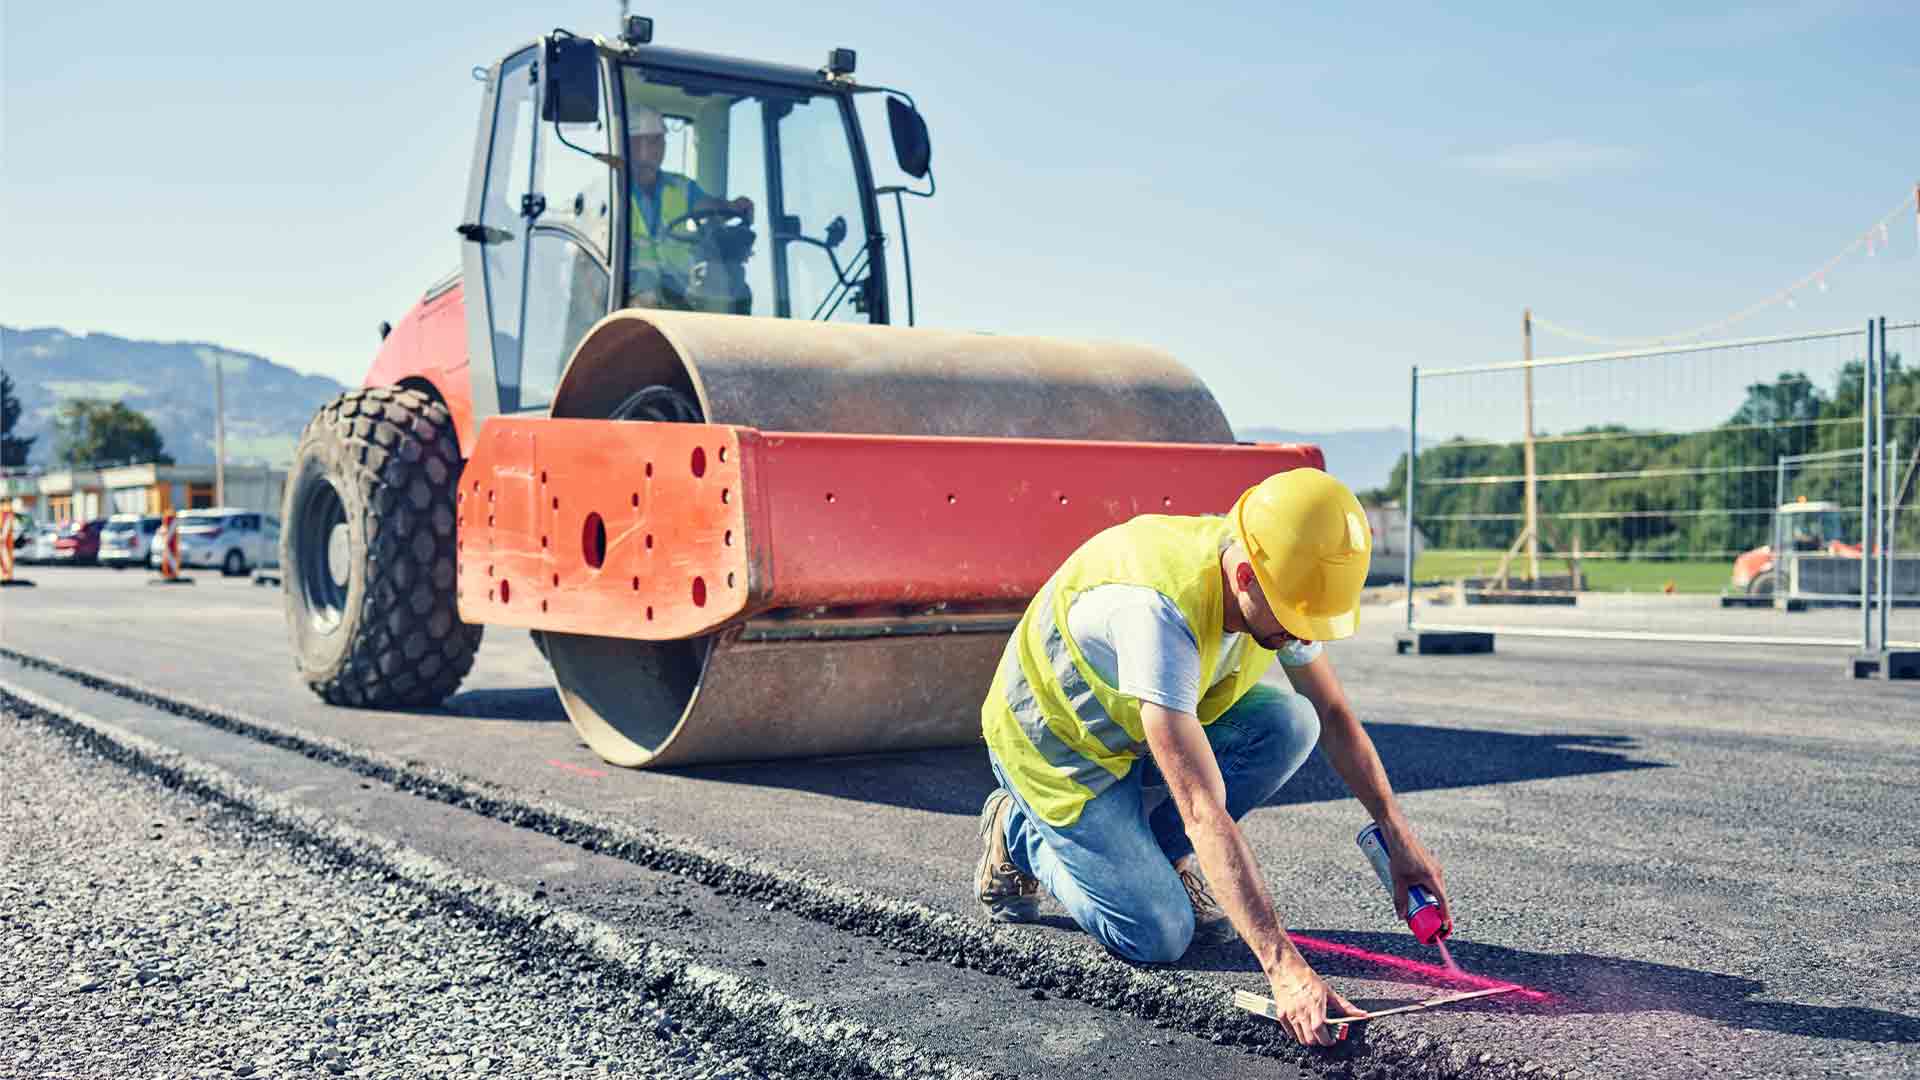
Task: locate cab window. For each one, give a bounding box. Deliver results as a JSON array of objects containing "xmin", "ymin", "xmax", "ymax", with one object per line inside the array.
[{"xmin": 618, "ymin": 67, "xmax": 878, "ymax": 322}]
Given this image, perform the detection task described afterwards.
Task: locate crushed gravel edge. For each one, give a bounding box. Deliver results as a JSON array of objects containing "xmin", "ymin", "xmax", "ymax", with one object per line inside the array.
[
  {"xmin": 0, "ymin": 644, "xmax": 1572, "ymax": 1080},
  {"xmin": 0, "ymin": 679, "xmax": 998, "ymax": 1080}
]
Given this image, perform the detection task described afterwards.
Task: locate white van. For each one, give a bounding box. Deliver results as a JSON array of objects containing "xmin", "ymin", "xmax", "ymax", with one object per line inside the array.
[{"xmin": 174, "ymin": 508, "xmax": 281, "ymax": 576}]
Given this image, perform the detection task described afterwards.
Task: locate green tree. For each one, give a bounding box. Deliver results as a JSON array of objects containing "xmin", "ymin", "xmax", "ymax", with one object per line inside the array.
[
  {"xmin": 1729, "ymin": 371, "xmax": 1826, "ymax": 427},
  {"xmin": 53, "ymin": 399, "xmax": 174, "ymax": 467},
  {"xmin": 0, "ymin": 370, "xmax": 34, "ymax": 467},
  {"xmin": 1383, "ymin": 351, "xmax": 1896, "ymax": 562}
]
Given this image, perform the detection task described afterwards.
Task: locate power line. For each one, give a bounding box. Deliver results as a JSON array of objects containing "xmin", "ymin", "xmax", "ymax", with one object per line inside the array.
[{"xmin": 1533, "ymin": 185, "xmax": 1920, "ymax": 349}]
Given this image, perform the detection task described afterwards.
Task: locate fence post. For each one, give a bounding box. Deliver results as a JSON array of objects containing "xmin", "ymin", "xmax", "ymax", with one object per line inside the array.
[
  {"xmin": 1405, "ymin": 365, "xmax": 1419, "ymax": 631},
  {"xmin": 1878, "ymin": 317, "xmax": 1891, "ymax": 651},
  {"xmin": 1774, "ymin": 457, "xmax": 1785, "ymax": 599},
  {"xmin": 1861, "ymin": 319, "xmax": 1877, "ymax": 652}
]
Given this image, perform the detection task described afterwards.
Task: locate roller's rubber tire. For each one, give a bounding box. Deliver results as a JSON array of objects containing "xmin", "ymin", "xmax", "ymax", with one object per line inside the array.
[
  {"xmin": 1746, "ymin": 570, "xmax": 1778, "ymax": 597},
  {"xmin": 282, "ymin": 386, "xmax": 482, "ymax": 707}
]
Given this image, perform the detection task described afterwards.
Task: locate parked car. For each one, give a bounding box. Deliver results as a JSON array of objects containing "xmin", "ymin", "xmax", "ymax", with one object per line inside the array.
[
  {"xmin": 51, "ymin": 519, "xmax": 107, "ymax": 565},
  {"xmin": 175, "ymin": 508, "xmax": 279, "ymax": 576},
  {"xmin": 26, "ymin": 524, "xmax": 61, "ymax": 564},
  {"xmin": 99, "ymin": 514, "xmax": 164, "ymax": 569}
]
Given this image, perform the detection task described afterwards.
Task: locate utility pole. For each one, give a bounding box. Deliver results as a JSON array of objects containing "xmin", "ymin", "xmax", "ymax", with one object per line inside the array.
[
  {"xmin": 214, "ymin": 357, "xmax": 227, "ymax": 508},
  {"xmin": 1522, "ymin": 308, "xmax": 1540, "ymax": 581}
]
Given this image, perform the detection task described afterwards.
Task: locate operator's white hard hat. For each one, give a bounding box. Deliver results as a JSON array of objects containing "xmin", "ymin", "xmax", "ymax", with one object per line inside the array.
[{"xmin": 628, "ymin": 105, "xmax": 667, "ymax": 137}]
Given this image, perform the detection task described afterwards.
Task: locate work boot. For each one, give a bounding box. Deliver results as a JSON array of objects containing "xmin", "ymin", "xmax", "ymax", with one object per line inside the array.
[
  {"xmin": 1176, "ymin": 856, "xmax": 1237, "ymax": 946},
  {"xmin": 976, "ymin": 789, "xmax": 1041, "ymax": 922}
]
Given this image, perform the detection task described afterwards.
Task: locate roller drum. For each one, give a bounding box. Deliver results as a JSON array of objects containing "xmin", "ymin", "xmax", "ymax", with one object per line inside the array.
[{"xmin": 541, "ymin": 310, "xmax": 1236, "ymax": 768}]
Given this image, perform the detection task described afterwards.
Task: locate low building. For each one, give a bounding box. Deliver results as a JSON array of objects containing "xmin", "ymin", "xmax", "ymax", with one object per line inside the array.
[
  {"xmin": 35, "ymin": 468, "xmax": 107, "ymax": 524},
  {"xmin": 4, "ymin": 463, "xmax": 288, "ymax": 524},
  {"xmin": 1363, "ymin": 501, "xmax": 1429, "ymax": 585},
  {"xmin": 1, "ymin": 469, "xmax": 41, "ymax": 522},
  {"xmin": 97, "ymin": 463, "xmax": 287, "ymax": 519}
]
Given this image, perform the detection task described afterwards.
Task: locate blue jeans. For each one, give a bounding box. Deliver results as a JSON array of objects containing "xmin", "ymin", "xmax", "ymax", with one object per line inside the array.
[{"xmin": 988, "ymin": 683, "xmax": 1321, "ymax": 963}]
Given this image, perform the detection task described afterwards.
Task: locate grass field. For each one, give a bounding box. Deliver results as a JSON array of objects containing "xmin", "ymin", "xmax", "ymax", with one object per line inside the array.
[{"xmin": 1412, "ymin": 550, "xmax": 1734, "ymax": 594}]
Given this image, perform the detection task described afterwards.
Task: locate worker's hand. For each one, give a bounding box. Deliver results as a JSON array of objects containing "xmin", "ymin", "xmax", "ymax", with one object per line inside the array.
[
  {"xmin": 1385, "ymin": 823, "xmax": 1451, "ymax": 934},
  {"xmin": 727, "ymin": 196, "xmax": 755, "ymax": 223},
  {"xmin": 1268, "ymin": 964, "xmax": 1361, "ymax": 1047}
]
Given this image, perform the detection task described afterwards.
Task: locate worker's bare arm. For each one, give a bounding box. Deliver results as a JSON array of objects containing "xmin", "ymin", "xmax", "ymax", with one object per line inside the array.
[
  {"xmin": 1284, "ymin": 655, "xmax": 1450, "ymax": 928},
  {"xmin": 1140, "ymin": 701, "xmax": 1353, "ymax": 1044}
]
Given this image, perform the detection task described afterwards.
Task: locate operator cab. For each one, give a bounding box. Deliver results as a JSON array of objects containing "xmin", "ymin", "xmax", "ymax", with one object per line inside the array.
[
  {"xmin": 460, "ymin": 21, "xmax": 934, "ymax": 416},
  {"xmin": 1779, "ymin": 500, "xmax": 1857, "ymax": 551}
]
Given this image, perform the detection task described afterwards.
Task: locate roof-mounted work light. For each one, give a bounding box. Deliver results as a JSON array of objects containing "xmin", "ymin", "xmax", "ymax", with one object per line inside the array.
[
  {"xmin": 824, "ymin": 47, "xmax": 856, "ymax": 76},
  {"xmin": 622, "ymin": 15, "xmax": 654, "ymax": 45}
]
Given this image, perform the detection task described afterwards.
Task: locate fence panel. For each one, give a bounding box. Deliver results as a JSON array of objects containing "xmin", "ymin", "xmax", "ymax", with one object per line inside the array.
[
  {"xmin": 1408, "ymin": 326, "xmax": 1875, "ymax": 647},
  {"xmin": 1884, "ymin": 320, "xmax": 1920, "ymax": 649}
]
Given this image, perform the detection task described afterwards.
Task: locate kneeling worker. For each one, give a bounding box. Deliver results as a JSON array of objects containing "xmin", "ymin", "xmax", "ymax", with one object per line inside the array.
[{"xmin": 975, "ymin": 468, "xmax": 1451, "ymax": 1047}]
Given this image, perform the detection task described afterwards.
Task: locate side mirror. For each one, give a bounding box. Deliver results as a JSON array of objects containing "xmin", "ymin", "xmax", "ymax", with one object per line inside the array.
[
  {"xmin": 543, "ymin": 35, "xmax": 600, "ymax": 125},
  {"xmin": 886, "ymin": 97, "xmax": 932, "ymax": 179}
]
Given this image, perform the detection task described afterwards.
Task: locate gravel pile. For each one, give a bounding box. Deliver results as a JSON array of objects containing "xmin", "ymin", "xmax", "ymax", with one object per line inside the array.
[{"xmin": 0, "ymin": 708, "xmax": 756, "ymax": 1080}]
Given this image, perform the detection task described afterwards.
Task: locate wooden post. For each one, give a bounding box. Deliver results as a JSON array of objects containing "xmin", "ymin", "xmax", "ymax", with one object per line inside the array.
[
  {"xmin": 1572, "ymin": 522, "xmax": 1584, "ymax": 591},
  {"xmin": 1522, "ymin": 308, "xmax": 1540, "ymax": 582}
]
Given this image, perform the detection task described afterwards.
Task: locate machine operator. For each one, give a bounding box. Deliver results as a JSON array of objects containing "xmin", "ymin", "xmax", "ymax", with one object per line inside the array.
[{"xmin": 625, "ymin": 105, "xmax": 755, "ymax": 308}]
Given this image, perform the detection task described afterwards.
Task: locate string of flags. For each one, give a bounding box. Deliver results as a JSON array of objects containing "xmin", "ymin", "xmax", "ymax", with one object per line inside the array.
[{"xmin": 1532, "ymin": 185, "xmax": 1920, "ymax": 348}]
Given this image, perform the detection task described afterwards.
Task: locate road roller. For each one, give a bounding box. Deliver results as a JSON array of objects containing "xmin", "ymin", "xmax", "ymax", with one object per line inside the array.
[{"xmin": 281, "ymin": 21, "xmax": 1324, "ymax": 767}]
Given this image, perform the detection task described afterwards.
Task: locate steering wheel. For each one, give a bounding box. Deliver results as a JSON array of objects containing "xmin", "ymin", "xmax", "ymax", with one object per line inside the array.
[{"xmin": 659, "ymin": 206, "xmax": 751, "ymax": 245}]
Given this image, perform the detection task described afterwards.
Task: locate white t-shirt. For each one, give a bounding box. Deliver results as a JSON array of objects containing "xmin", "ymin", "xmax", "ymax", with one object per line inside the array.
[{"xmin": 1065, "ymin": 583, "xmax": 1323, "ymax": 714}]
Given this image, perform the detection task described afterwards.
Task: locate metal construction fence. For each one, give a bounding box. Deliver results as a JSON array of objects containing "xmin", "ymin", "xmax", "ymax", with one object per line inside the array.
[
  {"xmin": 1885, "ymin": 320, "xmax": 1920, "ymax": 649},
  {"xmin": 1402, "ymin": 318, "xmax": 1919, "ymax": 655}
]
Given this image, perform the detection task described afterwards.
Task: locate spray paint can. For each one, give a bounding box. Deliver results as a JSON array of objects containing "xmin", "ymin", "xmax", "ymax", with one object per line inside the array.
[{"xmin": 1357, "ymin": 822, "xmax": 1449, "ymax": 944}]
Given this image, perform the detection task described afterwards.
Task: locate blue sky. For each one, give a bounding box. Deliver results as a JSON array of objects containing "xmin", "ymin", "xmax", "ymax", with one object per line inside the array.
[{"xmin": 3, "ymin": 1, "xmax": 1915, "ymax": 433}]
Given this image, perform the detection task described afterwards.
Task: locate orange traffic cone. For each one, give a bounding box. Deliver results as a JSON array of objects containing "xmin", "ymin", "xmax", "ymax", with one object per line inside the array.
[
  {"xmin": 148, "ymin": 510, "xmax": 195, "ymax": 586},
  {"xmin": 0, "ymin": 509, "xmax": 36, "ymax": 588}
]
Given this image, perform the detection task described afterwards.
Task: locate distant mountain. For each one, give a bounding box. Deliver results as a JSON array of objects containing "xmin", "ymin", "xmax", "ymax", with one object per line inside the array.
[
  {"xmin": 0, "ymin": 327, "xmax": 349, "ymax": 468},
  {"xmin": 1234, "ymin": 426, "xmax": 1429, "ymax": 495},
  {"xmin": 0, "ymin": 330, "xmax": 1431, "ymax": 491}
]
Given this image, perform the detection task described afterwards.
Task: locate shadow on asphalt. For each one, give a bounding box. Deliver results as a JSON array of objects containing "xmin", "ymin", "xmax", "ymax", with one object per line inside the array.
[
  {"xmin": 439, "ymin": 687, "xmax": 569, "ymax": 723},
  {"xmin": 1270, "ymin": 726, "xmax": 1663, "ymax": 807},
  {"xmin": 1183, "ymin": 930, "xmax": 1920, "ymax": 1044},
  {"xmin": 675, "ymin": 723, "xmax": 1665, "ymax": 816}
]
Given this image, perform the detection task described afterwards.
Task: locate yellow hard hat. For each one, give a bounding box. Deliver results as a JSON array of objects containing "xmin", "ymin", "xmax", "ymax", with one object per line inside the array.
[{"xmin": 1229, "ymin": 468, "xmax": 1372, "ymax": 641}]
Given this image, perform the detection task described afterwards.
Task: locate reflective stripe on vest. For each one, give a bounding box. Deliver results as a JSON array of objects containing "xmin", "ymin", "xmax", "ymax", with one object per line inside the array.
[
  {"xmin": 981, "ymin": 515, "xmax": 1279, "ymax": 826},
  {"xmin": 629, "ymin": 174, "xmax": 693, "ymax": 282}
]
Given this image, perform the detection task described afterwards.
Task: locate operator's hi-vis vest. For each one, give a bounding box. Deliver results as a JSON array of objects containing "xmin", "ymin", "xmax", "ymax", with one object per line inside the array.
[
  {"xmin": 982, "ymin": 515, "xmax": 1279, "ymax": 827},
  {"xmin": 628, "ymin": 174, "xmax": 694, "ymax": 286}
]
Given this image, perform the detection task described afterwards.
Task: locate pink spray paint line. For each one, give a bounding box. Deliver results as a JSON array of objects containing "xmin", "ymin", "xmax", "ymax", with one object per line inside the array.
[
  {"xmin": 546, "ymin": 759, "xmax": 607, "ymax": 779},
  {"xmin": 1289, "ymin": 932, "xmax": 1556, "ymax": 1004}
]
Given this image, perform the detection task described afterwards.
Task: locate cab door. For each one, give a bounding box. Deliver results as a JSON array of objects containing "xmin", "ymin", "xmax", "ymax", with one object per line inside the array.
[
  {"xmin": 517, "ymin": 52, "xmax": 614, "ymax": 413},
  {"xmin": 459, "ymin": 48, "xmax": 540, "ymax": 419}
]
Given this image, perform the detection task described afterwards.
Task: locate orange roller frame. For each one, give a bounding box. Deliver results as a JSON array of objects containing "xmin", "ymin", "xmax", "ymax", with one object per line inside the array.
[{"xmin": 457, "ymin": 417, "xmax": 1325, "ymax": 641}]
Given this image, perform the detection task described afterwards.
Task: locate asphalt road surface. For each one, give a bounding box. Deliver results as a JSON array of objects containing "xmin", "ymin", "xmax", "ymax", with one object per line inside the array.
[{"xmin": 2, "ymin": 565, "xmax": 1916, "ymax": 1079}]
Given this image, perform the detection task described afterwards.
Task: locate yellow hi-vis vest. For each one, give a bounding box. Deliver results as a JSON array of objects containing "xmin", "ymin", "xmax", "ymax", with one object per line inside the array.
[
  {"xmin": 981, "ymin": 515, "xmax": 1279, "ymax": 827},
  {"xmin": 628, "ymin": 174, "xmax": 694, "ymax": 288}
]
